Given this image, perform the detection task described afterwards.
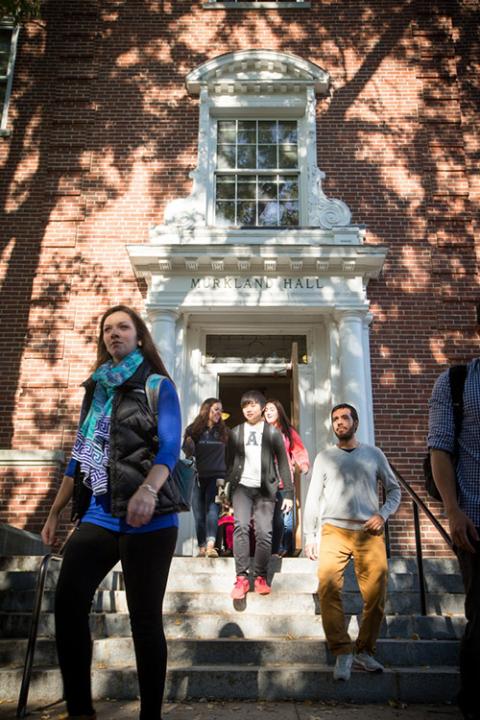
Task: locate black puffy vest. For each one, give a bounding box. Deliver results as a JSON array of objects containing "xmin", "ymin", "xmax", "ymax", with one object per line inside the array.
[{"xmin": 72, "ymin": 361, "xmax": 178, "ymax": 520}]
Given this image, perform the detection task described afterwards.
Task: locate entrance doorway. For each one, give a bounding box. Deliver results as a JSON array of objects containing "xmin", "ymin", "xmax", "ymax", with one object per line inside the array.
[{"xmin": 218, "ymin": 374, "xmax": 292, "ymax": 428}]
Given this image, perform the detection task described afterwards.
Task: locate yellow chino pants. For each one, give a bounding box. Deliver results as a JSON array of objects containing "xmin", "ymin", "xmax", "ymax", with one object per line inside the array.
[{"xmin": 317, "ymin": 523, "xmax": 388, "ymax": 656}]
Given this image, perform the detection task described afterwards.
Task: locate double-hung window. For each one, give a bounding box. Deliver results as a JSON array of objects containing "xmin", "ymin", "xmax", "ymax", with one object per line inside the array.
[
  {"xmin": 215, "ymin": 119, "xmax": 299, "ymax": 227},
  {"xmin": 0, "ymin": 22, "xmax": 19, "ymax": 135}
]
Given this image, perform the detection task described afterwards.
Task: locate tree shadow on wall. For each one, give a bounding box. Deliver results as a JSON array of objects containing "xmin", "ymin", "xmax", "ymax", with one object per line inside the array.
[{"xmin": 0, "ymin": 0, "xmax": 478, "ymax": 531}]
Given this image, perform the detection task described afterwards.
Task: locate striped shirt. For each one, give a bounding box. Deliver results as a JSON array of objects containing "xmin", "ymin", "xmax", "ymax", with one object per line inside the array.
[{"xmin": 428, "ymin": 358, "xmax": 480, "ymax": 526}]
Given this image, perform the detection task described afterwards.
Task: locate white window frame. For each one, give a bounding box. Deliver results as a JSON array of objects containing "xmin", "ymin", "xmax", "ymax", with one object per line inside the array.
[
  {"xmin": 159, "ymin": 50, "xmax": 352, "ymax": 233},
  {"xmin": 0, "ymin": 21, "xmax": 20, "ymax": 137}
]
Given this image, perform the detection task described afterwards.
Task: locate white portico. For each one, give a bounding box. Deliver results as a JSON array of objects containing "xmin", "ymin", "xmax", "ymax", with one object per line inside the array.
[{"xmin": 126, "ymin": 49, "xmax": 388, "ymax": 554}]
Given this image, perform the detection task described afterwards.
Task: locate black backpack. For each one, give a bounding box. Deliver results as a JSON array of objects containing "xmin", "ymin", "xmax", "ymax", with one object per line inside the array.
[{"xmin": 424, "ymin": 364, "xmax": 467, "ymax": 501}]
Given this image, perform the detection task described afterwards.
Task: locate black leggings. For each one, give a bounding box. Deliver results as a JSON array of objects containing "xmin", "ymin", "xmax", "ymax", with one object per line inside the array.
[{"xmin": 55, "ymin": 522, "xmax": 177, "ymax": 720}]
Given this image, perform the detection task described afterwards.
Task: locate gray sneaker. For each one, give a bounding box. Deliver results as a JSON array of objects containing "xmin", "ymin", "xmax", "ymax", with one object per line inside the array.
[
  {"xmin": 353, "ymin": 651, "xmax": 384, "ymax": 673},
  {"xmin": 333, "ymin": 653, "xmax": 353, "ymax": 681}
]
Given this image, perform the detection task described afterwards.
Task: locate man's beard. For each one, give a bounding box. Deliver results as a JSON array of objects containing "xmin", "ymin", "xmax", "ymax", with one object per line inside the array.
[{"xmin": 334, "ymin": 428, "xmax": 356, "ymax": 441}]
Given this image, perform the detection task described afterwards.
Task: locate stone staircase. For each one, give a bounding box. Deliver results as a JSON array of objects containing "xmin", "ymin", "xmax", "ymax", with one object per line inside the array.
[{"xmin": 0, "ymin": 555, "xmax": 463, "ymax": 706}]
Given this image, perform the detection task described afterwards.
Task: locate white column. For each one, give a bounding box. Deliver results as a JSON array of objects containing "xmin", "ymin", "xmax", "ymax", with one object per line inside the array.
[
  {"xmin": 147, "ymin": 307, "xmax": 179, "ymax": 379},
  {"xmin": 336, "ymin": 310, "xmax": 370, "ymax": 444}
]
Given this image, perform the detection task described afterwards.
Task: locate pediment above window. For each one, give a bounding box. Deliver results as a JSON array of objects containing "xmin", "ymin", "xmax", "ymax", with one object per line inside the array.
[{"xmin": 186, "ymin": 49, "xmax": 330, "ymax": 96}]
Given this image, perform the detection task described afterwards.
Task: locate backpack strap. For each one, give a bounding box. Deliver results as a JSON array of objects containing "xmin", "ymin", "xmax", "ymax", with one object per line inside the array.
[
  {"xmin": 449, "ymin": 364, "xmax": 467, "ymax": 445},
  {"xmin": 145, "ymin": 374, "xmax": 167, "ymax": 419}
]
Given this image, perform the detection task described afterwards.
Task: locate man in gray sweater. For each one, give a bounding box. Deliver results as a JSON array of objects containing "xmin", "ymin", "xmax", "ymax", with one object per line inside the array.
[{"xmin": 304, "ymin": 403, "xmax": 401, "ymax": 681}]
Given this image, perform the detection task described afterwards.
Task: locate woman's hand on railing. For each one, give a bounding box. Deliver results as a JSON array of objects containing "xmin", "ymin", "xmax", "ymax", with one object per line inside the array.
[{"xmin": 41, "ymin": 512, "xmax": 60, "ymax": 546}]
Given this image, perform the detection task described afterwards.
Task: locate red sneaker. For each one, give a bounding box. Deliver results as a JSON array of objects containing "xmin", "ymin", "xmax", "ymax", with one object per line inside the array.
[
  {"xmin": 231, "ymin": 575, "xmax": 250, "ymax": 600},
  {"xmin": 254, "ymin": 576, "xmax": 271, "ymax": 595}
]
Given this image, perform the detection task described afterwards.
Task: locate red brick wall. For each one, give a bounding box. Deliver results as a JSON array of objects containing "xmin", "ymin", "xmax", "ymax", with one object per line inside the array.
[{"xmin": 0, "ymin": 0, "xmax": 478, "ymax": 557}]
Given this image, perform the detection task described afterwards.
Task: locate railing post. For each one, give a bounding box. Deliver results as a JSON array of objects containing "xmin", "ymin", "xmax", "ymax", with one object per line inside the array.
[
  {"xmin": 16, "ymin": 554, "xmax": 63, "ymax": 719},
  {"xmin": 412, "ymin": 501, "xmax": 427, "ymax": 616}
]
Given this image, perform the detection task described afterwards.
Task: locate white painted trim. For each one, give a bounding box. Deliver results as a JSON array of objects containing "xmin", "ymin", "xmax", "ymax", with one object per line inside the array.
[
  {"xmin": 186, "ymin": 49, "xmax": 328, "ymax": 95},
  {"xmin": 0, "ymin": 449, "xmax": 65, "ymax": 466},
  {"xmin": 0, "ymin": 24, "xmax": 19, "ymax": 135}
]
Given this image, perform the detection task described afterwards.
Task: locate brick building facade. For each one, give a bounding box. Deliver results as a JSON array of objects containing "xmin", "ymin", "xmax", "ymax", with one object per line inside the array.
[{"xmin": 0, "ymin": 0, "xmax": 478, "ymax": 556}]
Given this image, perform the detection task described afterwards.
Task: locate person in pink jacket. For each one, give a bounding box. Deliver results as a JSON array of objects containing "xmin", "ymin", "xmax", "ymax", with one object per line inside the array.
[{"xmin": 264, "ymin": 399, "xmax": 310, "ymax": 556}]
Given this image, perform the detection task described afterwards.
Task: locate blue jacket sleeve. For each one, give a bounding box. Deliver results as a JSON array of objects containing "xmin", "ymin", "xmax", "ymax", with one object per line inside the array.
[{"xmin": 153, "ymin": 378, "xmax": 182, "ymax": 472}]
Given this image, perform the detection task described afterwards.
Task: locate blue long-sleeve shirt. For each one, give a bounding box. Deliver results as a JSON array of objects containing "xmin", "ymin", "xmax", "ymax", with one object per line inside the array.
[{"xmin": 66, "ymin": 377, "xmax": 181, "ymax": 534}]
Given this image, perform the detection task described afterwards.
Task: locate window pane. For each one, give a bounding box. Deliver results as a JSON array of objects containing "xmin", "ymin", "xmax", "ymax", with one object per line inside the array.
[
  {"xmin": 237, "ymin": 201, "xmax": 256, "ymax": 226},
  {"xmin": 278, "ymin": 120, "xmax": 297, "ymax": 144},
  {"xmin": 217, "ymin": 145, "xmax": 236, "ymax": 169},
  {"xmin": 237, "ymin": 120, "xmax": 256, "ymax": 145},
  {"xmin": 216, "ymin": 177, "xmax": 236, "ymax": 200},
  {"xmin": 279, "ymin": 144, "xmax": 298, "ymax": 168},
  {"xmin": 279, "ymin": 177, "xmax": 298, "ymax": 199},
  {"xmin": 258, "ymin": 201, "xmax": 279, "ymax": 226},
  {"xmin": 279, "ymin": 202, "xmax": 299, "ymax": 226},
  {"xmin": 217, "ymin": 120, "xmax": 236, "ymax": 143},
  {"xmin": 0, "ymin": 30, "xmax": 12, "ymax": 77},
  {"xmin": 237, "ymin": 178, "xmax": 256, "ymax": 200},
  {"xmin": 237, "ymin": 145, "xmax": 256, "ymax": 168},
  {"xmin": 258, "ymin": 178, "xmax": 277, "ymax": 200},
  {"xmin": 216, "ymin": 201, "xmax": 236, "ymax": 226},
  {"xmin": 258, "ymin": 145, "xmax": 277, "ymax": 169},
  {"xmin": 258, "ymin": 120, "xmax": 277, "ymax": 144}
]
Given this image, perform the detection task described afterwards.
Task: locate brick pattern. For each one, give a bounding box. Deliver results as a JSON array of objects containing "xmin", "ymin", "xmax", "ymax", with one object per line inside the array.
[{"xmin": 0, "ymin": 1, "xmax": 478, "ymax": 557}]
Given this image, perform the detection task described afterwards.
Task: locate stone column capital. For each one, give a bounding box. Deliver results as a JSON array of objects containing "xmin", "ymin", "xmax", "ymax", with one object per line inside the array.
[{"xmin": 146, "ymin": 306, "xmax": 180, "ymax": 323}]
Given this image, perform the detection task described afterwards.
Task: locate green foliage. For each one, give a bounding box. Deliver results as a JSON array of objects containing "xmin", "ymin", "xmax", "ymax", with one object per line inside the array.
[{"xmin": 0, "ymin": 0, "xmax": 42, "ymax": 24}]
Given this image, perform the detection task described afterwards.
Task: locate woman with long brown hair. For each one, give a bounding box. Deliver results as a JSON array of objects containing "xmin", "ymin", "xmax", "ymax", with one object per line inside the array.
[
  {"xmin": 41, "ymin": 305, "xmax": 181, "ymax": 720},
  {"xmin": 264, "ymin": 398, "xmax": 310, "ymax": 557},
  {"xmin": 183, "ymin": 398, "xmax": 229, "ymax": 557}
]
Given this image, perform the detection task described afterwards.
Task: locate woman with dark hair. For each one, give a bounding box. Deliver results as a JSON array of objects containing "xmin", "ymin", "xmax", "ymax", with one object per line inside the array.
[
  {"xmin": 264, "ymin": 398, "xmax": 310, "ymax": 557},
  {"xmin": 41, "ymin": 305, "xmax": 181, "ymax": 720},
  {"xmin": 183, "ymin": 398, "xmax": 228, "ymax": 557}
]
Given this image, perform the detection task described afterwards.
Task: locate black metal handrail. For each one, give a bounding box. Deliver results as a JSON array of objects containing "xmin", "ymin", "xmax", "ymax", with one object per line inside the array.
[
  {"xmin": 16, "ymin": 552, "xmax": 63, "ymax": 719},
  {"xmin": 389, "ymin": 462, "xmax": 453, "ymax": 616}
]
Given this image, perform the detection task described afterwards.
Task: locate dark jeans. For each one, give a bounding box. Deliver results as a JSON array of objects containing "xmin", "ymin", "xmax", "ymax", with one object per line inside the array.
[
  {"xmin": 192, "ymin": 476, "xmax": 220, "ymax": 547},
  {"xmin": 456, "ymin": 533, "xmax": 480, "ymax": 719},
  {"xmin": 55, "ymin": 522, "xmax": 177, "ymax": 720},
  {"xmin": 272, "ymin": 491, "xmax": 295, "ymax": 555},
  {"xmin": 232, "ymin": 484, "xmax": 275, "ymax": 579}
]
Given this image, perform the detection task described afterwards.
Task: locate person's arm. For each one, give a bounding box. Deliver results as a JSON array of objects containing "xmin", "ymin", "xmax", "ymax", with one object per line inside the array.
[
  {"xmin": 431, "ymin": 449, "xmax": 478, "ymax": 553},
  {"xmin": 182, "ymin": 429, "xmax": 195, "ymax": 458},
  {"xmin": 363, "ymin": 449, "xmax": 402, "ymax": 534},
  {"xmin": 290, "ymin": 428, "xmax": 310, "ymax": 473},
  {"xmin": 41, "ymin": 475, "xmax": 75, "ymax": 546},
  {"xmin": 428, "ymin": 370, "xmax": 479, "ymax": 553},
  {"xmin": 127, "ymin": 378, "xmax": 181, "ymax": 527},
  {"xmin": 272, "ymin": 429, "xmax": 293, "ymax": 509},
  {"xmin": 303, "ymin": 453, "xmax": 325, "ymax": 559}
]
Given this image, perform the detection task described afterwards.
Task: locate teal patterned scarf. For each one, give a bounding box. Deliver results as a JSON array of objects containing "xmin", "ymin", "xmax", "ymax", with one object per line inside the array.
[{"xmin": 71, "ymin": 348, "xmax": 144, "ymax": 496}]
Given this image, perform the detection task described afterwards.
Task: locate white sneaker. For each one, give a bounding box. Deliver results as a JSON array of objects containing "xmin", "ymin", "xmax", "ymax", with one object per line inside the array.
[
  {"xmin": 353, "ymin": 651, "xmax": 384, "ymax": 673},
  {"xmin": 333, "ymin": 653, "xmax": 353, "ymax": 681}
]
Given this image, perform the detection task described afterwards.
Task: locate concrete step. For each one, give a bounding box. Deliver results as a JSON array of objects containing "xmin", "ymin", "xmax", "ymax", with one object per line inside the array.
[
  {"xmin": 0, "ymin": 568, "xmax": 465, "ymax": 595},
  {"xmin": 0, "ymin": 610, "xmax": 466, "ymax": 641},
  {"xmin": 0, "ymin": 587, "xmax": 466, "ymax": 616},
  {"xmin": 0, "ymin": 555, "xmax": 462, "ymax": 575},
  {"xmin": 0, "ymin": 636, "xmax": 460, "ymax": 669},
  {"xmin": 0, "ymin": 663, "xmax": 460, "ymax": 704}
]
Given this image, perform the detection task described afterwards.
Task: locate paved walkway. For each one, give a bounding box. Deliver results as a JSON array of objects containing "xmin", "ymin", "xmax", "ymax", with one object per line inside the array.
[{"xmin": 0, "ymin": 700, "xmax": 462, "ymax": 720}]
